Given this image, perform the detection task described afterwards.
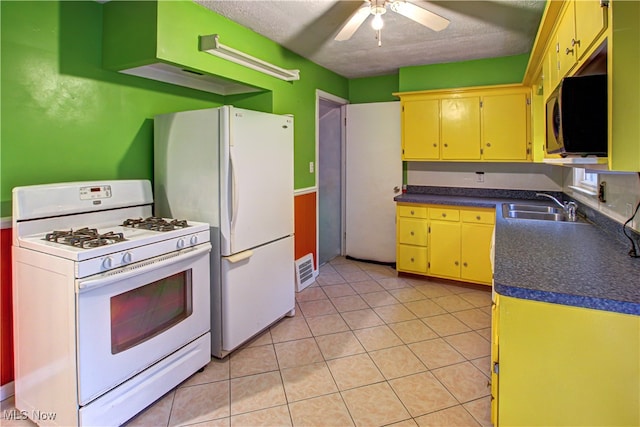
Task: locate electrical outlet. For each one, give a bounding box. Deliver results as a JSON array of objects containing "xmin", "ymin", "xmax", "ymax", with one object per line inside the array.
[
  {"xmin": 476, "ymin": 172, "xmax": 485, "ymax": 183},
  {"xmin": 309, "ymin": 162, "xmax": 314, "ymax": 173}
]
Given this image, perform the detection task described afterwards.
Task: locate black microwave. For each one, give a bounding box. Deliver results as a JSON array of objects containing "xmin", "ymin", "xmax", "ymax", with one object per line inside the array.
[{"xmin": 546, "ymin": 74, "xmax": 608, "ymax": 156}]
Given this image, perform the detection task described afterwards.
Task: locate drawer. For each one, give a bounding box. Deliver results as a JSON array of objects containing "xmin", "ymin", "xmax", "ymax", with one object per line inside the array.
[
  {"xmin": 398, "ymin": 218, "xmax": 428, "ymax": 246},
  {"xmin": 429, "ymin": 207, "xmax": 460, "ymax": 221},
  {"xmin": 397, "ymin": 245, "xmax": 427, "ymax": 273},
  {"xmin": 461, "ymin": 209, "xmax": 495, "ymax": 225},
  {"xmin": 398, "ymin": 205, "xmax": 427, "ymax": 219}
]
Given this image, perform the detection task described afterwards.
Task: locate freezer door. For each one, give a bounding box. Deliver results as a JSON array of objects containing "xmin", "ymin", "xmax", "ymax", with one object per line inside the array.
[
  {"xmin": 221, "ymin": 236, "xmax": 295, "ymax": 352},
  {"xmin": 220, "ymin": 107, "xmax": 294, "ymax": 256}
]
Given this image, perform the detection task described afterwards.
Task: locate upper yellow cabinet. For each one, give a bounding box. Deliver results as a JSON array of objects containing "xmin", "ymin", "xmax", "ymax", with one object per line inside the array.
[
  {"xmin": 526, "ymin": 0, "xmax": 639, "ymax": 171},
  {"xmin": 396, "ymin": 86, "xmax": 531, "ymax": 163},
  {"xmin": 441, "ymin": 96, "xmax": 481, "ymax": 160},
  {"xmin": 402, "ymin": 99, "xmax": 440, "ymax": 160},
  {"xmin": 546, "ymin": 0, "xmax": 608, "ymax": 92}
]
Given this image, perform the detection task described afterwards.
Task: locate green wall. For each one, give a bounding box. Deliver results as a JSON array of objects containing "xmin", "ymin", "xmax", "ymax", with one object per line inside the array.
[
  {"xmin": 399, "ymin": 54, "xmax": 530, "ymax": 92},
  {"xmin": 0, "ymin": 0, "xmax": 349, "ymax": 216},
  {"xmin": 349, "ymin": 74, "xmax": 399, "ymax": 104}
]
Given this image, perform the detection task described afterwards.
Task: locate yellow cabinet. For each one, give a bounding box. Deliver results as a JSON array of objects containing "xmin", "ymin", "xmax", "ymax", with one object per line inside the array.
[
  {"xmin": 429, "ymin": 219, "xmax": 461, "ymax": 278},
  {"xmin": 461, "ymin": 222, "xmax": 494, "ymax": 283},
  {"xmin": 396, "ymin": 204, "xmax": 428, "ymax": 274},
  {"xmin": 402, "ymin": 98, "xmax": 440, "ymax": 160},
  {"xmin": 441, "ymin": 96, "xmax": 481, "ymax": 160},
  {"xmin": 397, "ymin": 86, "xmax": 531, "ymax": 163},
  {"xmin": 493, "ymin": 296, "xmax": 639, "ymax": 426},
  {"xmin": 574, "ymin": 0, "xmax": 608, "ymax": 60},
  {"xmin": 482, "ymin": 92, "xmax": 529, "ymax": 161},
  {"xmin": 556, "ymin": 0, "xmax": 578, "ymax": 78},
  {"xmin": 490, "ymin": 295, "xmax": 500, "ymax": 426},
  {"xmin": 396, "ymin": 203, "xmax": 495, "ymax": 286},
  {"xmin": 421, "ymin": 205, "xmax": 495, "ymax": 285}
]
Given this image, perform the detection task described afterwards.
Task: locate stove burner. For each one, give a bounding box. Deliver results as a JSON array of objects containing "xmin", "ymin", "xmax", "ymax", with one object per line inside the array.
[
  {"xmin": 122, "ymin": 217, "xmax": 189, "ymax": 232},
  {"xmin": 44, "ymin": 228, "xmax": 127, "ymax": 248}
]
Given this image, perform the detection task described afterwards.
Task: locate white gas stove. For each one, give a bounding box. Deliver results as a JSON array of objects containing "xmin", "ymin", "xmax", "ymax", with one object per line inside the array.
[{"xmin": 12, "ymin": 180, "xmax": 212, "ymax": 426}]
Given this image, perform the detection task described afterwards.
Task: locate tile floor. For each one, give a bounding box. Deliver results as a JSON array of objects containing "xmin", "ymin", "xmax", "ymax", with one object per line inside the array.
[{"xmin": 1, "ymin": 257, "xmax": 493, "ymax": 427}]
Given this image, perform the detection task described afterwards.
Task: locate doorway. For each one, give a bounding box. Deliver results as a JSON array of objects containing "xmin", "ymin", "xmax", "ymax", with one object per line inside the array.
[{"xmin": 317, "ymin": 91, "xmax": 347, "ymax": 266}]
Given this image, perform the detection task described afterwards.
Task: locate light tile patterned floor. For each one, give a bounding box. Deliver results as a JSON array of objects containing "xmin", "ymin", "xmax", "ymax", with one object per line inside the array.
[{"xmin": 1, "ymin": 257, "xmax": 493, "ymax": 427}]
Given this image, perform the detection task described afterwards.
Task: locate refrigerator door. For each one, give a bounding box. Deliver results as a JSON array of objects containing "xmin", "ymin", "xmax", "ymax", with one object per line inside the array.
[
  {"xmin": 221, "ymin": 236, "xmax": 295, "ymax": 351},
  {"xmin": 220, "ymin": 107, "xmax": 294, "ymax": 256}
]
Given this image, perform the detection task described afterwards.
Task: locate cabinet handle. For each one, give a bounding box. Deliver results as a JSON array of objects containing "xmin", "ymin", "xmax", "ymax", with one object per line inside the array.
[
  {"xmin": 463, "ymin": 262, "xmax": 468, "ymax": 267},
  {"xmin": 444, "ymin": 143, "xmax": 448, "ymax": 148},
  {"xmin": 486, "ymin": 142, "xmax": 491, "ymax": 147},
  {"xmin": 476, "ymin": 215, "xmax": 481, "ymax": 220},
  {"xmin": 565, "ymin": 47, "xmax": 574, "ymax": 56},
  {"xmin": 455, "ymin": 261, "xmax": 459, "ymax": 266},
  {"xmin": 410, "ymin": 257, "xmax": 415, "ymax": 263},
  {"xmin": 571, "ymin": 38, "xmax": 580, "ymax": 47},
  {"xmin": 433, "ymin": 143, "xmax": 437, "ymax": 148},
  {"xmin": 410, "ymin": 231, "xmax": 415, "ymax": 236},
  {"xmin": 410, "ymin": 210, "xmax": 414, "ymax": 215},
  {"xmin": 442, "ymin": 213, "xmax": 447, "ymax": 217}
]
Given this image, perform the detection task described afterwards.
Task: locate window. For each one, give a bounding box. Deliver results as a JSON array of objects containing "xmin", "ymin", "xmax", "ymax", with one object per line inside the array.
[{"xmin": 571, "ymin": 167, "xmax": 598, "ymax": 195}]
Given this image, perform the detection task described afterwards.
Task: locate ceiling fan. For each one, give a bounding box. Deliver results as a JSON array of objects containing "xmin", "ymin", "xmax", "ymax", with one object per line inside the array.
[{"xmin": 335, "ymin": 0, "xmax": 450, "ymax": 46}]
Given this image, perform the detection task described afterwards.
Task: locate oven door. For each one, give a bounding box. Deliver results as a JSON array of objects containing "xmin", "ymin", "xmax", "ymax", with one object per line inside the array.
[{"xmin": 75, "ymin": 243, "xmax": 211, "ymax": 405}]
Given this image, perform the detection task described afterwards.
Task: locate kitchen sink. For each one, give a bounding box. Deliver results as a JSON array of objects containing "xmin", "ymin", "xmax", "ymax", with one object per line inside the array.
[
  {"xmin": 501, "ymin": 203, "xmax": 580, "ymax": 223},
  {"xmin": 504, "ymin": 203, "xmax": 563, "ymax": 214}
]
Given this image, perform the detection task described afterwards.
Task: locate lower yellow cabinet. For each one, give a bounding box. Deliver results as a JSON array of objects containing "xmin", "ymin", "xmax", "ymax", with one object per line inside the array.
[
  {"xmin": 396, "ymin": 203, "xmax": 494, "ymax": 285},
  {"xmin": 396, "ymin": 205, "xmax": 428, "ymax": 273},
  {"xmin": 493, "ymin": 296, "xmax": 639, "ymax": 426}
]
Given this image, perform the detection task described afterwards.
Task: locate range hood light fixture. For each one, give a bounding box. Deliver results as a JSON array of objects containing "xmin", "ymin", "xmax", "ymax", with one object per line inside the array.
[{"xmin": 199, "ymin": 34, "xmax": 300, "ymax": 81}]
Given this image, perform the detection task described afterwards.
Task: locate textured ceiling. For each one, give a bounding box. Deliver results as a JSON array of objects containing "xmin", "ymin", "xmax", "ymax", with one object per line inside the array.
[{"xmin": 195, "ymin": 0, "xmax": 547, "ymax": 79}]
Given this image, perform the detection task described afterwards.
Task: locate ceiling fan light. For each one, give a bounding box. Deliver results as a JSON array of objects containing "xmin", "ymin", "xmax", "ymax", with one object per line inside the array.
[
  {"xmin": 371, "ymin": 13, "xmax": 384, "ymax": 30},
  {"xmin": 390, "ymin": 1, "xmax": 405, "ymax": 13}
]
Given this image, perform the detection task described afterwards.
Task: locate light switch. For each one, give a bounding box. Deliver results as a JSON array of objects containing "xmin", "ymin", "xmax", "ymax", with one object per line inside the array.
[{"xmin": 309, "ymin": 162, "xmax": 314, "ymax": 173}]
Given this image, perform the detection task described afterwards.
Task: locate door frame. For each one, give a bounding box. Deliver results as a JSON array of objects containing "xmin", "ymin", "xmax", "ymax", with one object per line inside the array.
[{"xmin": 315, "ymin": 90, "xmax": 348, "ymax": 266}]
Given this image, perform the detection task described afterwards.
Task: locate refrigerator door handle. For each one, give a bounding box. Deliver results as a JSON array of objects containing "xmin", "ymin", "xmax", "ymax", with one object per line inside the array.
[
  {"xmin": 229, "ymin": 149, "xmax": 239, "ymax": 236},
  {"xmin": 224, "ymin": 249, "xmax": 253, "ymax": 263}
]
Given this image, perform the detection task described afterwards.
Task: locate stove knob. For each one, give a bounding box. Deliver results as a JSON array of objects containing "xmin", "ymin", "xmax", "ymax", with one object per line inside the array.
[
  {"xmin": 102, "ymin": 256, "xmax": 113, "ymax": 270},
  {"xmin": 122, "ymin": 252, "xmax": 133, "ymax": 264},
  {"xmin": 177, "ymin": 238, "xmax": 186, "ymax": 249},
  {"xmin": 190, "ymin": 235, "xmax": 199, "ymax": 246}
]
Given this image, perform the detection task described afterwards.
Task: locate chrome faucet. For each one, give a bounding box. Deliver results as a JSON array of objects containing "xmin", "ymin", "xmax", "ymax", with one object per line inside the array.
[{"xmin": 536, "ymin": 193, "xmax": 578, "ymax": 221}]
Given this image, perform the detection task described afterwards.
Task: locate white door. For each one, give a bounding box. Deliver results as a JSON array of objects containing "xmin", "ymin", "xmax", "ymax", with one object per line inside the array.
[
  {"xmin": 220, "ymin": 107, "xmax": 294, "ymax": 256},
  {"xmin": 345, "ymin": 102, "xmax": 402, "ymax": 263}
]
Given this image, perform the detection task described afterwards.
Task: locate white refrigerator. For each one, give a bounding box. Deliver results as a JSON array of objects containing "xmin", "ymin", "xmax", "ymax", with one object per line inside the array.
[{"xmin": 154, "ymin": 106, "xmax": 295, "ymax": 358}]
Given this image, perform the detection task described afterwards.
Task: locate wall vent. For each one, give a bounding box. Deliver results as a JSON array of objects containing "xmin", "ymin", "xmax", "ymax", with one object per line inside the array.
[{"xmin": 295, "ymin": 253, "xmax": 316, "ymax": 292}]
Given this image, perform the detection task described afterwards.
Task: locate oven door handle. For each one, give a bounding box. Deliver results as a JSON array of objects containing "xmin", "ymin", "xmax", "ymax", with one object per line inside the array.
[{"xmin": 76, "ymin": 243, "xmax": 211, "ymax": 293}]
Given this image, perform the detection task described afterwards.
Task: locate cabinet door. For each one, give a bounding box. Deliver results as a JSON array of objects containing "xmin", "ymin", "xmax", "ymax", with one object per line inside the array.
[
  {"xmin": 398, "ymin": 217, "xmax": 427, "ymax": 246},
  {"xmin": 429, "ymin": 220, "xmax": 461, "ymax": 278},
  {"xmin": 402, "ymin": 99, "xmax": 440, "ymax": 160},
  {"xmin": 441, "ymin": 97, "xmax": 481, "ymax": 160},
  {"xmin": 490, "ymin": 295, "xmax": 499, "ymax": 426},
  {"xmin": 397, "ymin": 245, "xmax": 427, "ymax": 273},
  {"xmin": 544, "ymin": 43, "xmax": 560, "ymax": 100},
  {"xmin": 461, "ymin": 223, "xmax": 494, "ymax": 284},
  {"xmin": 557, "ymin": 0, "xmax": 578, "ymax": 77},
  {"xmin": 574, "ymin": 0, "xmax": 607, "ymax": 60},
  {"xmin": 482, "ymin": 93, "xmax": 529, "ymax": 161}
]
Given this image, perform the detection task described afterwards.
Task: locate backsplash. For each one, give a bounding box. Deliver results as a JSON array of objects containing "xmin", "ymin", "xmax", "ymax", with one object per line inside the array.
[
  {"xmin": 407, "ymin": 162, "xmax": 563, "ymax": 191},
  {"xmin": 406, "ymin": 162, "xmax": 640, "ymax": 247},
  {"xmin": 563, "ymin": 169, "xmax": 640, "ymax": 235}
]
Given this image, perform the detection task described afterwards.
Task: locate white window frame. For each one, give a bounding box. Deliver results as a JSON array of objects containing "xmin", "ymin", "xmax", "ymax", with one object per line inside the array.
[{"xmin": 570, "ymin": 167, "xmax": 598, "ymax": 196}]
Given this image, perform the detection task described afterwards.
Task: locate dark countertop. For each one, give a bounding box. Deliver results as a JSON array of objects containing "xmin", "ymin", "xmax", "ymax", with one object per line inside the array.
[{"xmin": 395, "ymin": 193, "xmax": 640, "ymax": 315}]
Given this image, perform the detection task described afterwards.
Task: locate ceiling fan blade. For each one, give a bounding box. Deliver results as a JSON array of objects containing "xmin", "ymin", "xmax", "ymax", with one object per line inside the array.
[
  {"xmin": 392, "ymin": 1, "xmax": 450, "ymax": 32},
  {"xmin": 335, "ymin": 3, "xmax": 371, "ymax": 41}
]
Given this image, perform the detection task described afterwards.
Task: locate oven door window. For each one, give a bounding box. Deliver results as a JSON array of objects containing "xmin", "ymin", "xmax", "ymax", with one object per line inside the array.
[{"xmin": 110, "ymin": 270, "xmax": 193, "ymax": 354}]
